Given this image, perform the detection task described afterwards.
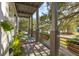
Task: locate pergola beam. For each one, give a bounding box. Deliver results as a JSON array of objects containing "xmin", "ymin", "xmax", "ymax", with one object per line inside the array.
[
  {"xmin": 18, "ymin": 16, "xmax": 30, "ymax": 18},
  {"xmin": 32, "ymin": 3, "xmax": 43, "ymax": 15},
  {"xmin": 17, "ymin": 12, "xmax": 31, "ymax": 18},
  {"xmin": 17, "ymin": 10, "xmax": 32, "ymax": 15}
]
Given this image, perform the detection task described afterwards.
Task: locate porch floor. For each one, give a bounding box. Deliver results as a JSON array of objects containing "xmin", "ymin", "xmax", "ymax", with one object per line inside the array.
[
  {"xmin": 8, "ymin": 34, "xmax": 78, "ymax": 56},
  {"xmin": 21, "ymin": 41, "xmax": 50, "ymax": 56},
  {"xmin": 20, "ymin": 39, "xmax": 77, "ymax": 56}
]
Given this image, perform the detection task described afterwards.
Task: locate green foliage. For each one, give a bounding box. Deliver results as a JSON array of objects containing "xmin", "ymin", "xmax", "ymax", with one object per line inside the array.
[
  {"xmin": 69, "ymin": 22, "xmax": 77, "ymax": 32},
  {"xmin": 40, "ymin": 32, "xmax": 48, "ymax": 35},
  {"xmin": 19, "ymin": 19, "xmax": 28, "ymax": 31},
  {"xmin": 0, "ymin": 20, "xmax": 14, "ymax": 31},
  {"xmin": 59, "ymin": 19, "xmax": 77, "ymax": 32},
  {"xmin": 68, "ymin": 38, "xmax": 79, "ymax": 45},
  {"xmin": 10, "ymin": 31, "xmax": 25, "ymax": 56},
  {"xmin": 58, "ymin": 3, "xmax": 79, "ymax": 32},
  {"xmin": 40, "ymin": 15, "xmax": 49, "ymax": 22},
  {"xmin": 17, "ymin": 32, "xmax": 24, "ymax": 37},
  {"xmin": 58, "ymin": 2, "xmax": 66, "ymax": 8},
  {"xmin": 10, "ymin": 36, "xmax": 23, "ymax": 56}
]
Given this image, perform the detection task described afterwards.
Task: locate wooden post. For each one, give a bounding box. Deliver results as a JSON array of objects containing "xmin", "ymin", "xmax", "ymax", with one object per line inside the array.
[
  {"xmin": 50, "ymin": 2, "xmax": 59, "ymax": 56},
  {"xmin": 31, "ymin": 16, "xmax": 33, "ymax": 37},
  {"xmin": 36, "ymin": 9, "xmax": 39, "ymax": 42},
  {"xmin": 28, "ymin": 17, "xmax": 31, "ymax": 36},
  {"xmin": 14, "ymin": 15, "xmax": 19, "ymax": 35},
  {"xmin": 17, "ymin": 17, "xmax": 19, "ymax": 32},
  {"xmin": 14, "ymin": 15, "xmax": 18, "ymax": 35}
]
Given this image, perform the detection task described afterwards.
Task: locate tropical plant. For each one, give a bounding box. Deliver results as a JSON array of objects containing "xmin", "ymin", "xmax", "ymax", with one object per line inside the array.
[
  {"xmin": 0, "ymin": 20, "xmax": 14, "ymax": 31},
  {"xmin": 10, "ymin": 35, "xmax": 22, "ymax": 56}
]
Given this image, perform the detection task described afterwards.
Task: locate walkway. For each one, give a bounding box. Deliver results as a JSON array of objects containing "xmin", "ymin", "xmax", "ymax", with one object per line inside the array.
[
  {"xmin": 20, "ymin": 39, "xmax": 77, "ymax": 56},
  {"xmin": 21, "ymin": 39, "xmax": 50, "ymax": 56}
]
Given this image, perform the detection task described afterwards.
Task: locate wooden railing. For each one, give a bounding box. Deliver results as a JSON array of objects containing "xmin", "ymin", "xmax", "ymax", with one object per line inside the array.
[{"xmin": 60, "ymin": 37, "xmax": 79, "ymax": 55}]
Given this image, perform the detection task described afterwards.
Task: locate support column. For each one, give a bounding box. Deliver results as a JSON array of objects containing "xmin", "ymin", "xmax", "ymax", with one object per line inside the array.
[
  {"xmin": 36, "ymin": 9, "xmax": 39, "ymax": 42},
  {"xmin": 31, "ymin": 16, "xmax": 33, "ymax": 37},
  {"xmin": 28, "ymin": 17, "xmax": 31, "ymax": 36},
  {"xmin": 50, "ymin": 2, "xmax": 59, "ymax": 56},
  {"xmin": 17, "ymin": 17, "xmax": 19, "ymax": 32},
  {"xmin": 15, "ymin": 15, "xmax": 19, "ymax": 35}
]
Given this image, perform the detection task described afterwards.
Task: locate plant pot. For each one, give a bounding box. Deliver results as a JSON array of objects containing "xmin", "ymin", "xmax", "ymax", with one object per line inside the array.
[{"xmin": 40, "ymin": 34, "xmax": 49, "ymax": 40}]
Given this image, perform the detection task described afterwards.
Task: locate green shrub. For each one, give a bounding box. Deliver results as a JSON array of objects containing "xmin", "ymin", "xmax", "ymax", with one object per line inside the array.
[
  {"xmin": 17, "ymin": 32, "xmax": 24, "ymax": 37},
  {"xmin": 10, "ymin": 36, "xmax": 23, "ymax": 56},
  {"xmin": 68, "ymin": 38, "xmax": 79, "ymax": 45}
]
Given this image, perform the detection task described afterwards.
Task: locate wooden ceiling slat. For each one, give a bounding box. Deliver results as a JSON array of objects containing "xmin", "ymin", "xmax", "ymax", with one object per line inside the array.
[
  {"xmin": 15, "ymin": 3, "xmax": 37, "ymax": 12},
  {"xmin": 15, "ymin": 2, "xmax": 39, "ymax": 8},
  {"xmin": 18, "ymin": 15, "xmax": 30, "ymax": 18},
  {"xmin": 14, "ymin": 2, "xmax": 43, "ymax": 18},
  {"xmin": 18, "ymin": 13, "xmax": 31, "ymax": 18},
  {"xmin": 17, "ymin": 15, "xmax": 30, "ymax": 18},
  {"xmin": 17, "ymin": 10, "xmax": 32, "ymax": 15}
]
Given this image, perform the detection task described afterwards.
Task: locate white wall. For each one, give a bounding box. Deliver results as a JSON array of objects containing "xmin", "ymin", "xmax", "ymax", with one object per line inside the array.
[
  {"xmin": 0, "ymin": 2, "xmax": 9, "ymax": 56},
  {"xmin": 0, "ymin": 2, "xmax": 18, "ymax": 56},
  {"xmin": 0, "ymin": 2, "xmax": 17, "ymax": 56}
]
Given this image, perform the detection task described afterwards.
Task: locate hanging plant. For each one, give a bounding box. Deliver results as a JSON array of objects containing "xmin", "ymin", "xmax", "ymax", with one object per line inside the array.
[{"xmin": 0, "ymin": 20, "xmax": 14, "ymax": 31}]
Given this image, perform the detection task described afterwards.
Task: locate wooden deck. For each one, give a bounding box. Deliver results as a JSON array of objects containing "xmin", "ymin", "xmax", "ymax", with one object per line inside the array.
[
  {"xmin": 20, "ymin": 39, "xmax": 77, "ymax": 56},
  {"xmin": 21, "ymin": 40, "xmax": 50, "ymax": 56},
  {"xmin": 9, "ymin": 38, "xmax": 78, "ymax": 56}
]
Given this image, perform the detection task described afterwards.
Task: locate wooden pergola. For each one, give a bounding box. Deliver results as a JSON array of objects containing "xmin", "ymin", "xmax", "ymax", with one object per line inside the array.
[
  {"xmin": 1, "ymin": 2, "xmax": 78, "ymax": 56},
  {"xmin": 14, "ymin": 2, "xmax": 59, "ymax": 56}
]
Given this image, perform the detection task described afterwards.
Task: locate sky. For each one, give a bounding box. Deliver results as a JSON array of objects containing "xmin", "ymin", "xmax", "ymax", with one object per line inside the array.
[{"xmin": 33, "ymin": 2, "xmax": 48, "ymax": 19}]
